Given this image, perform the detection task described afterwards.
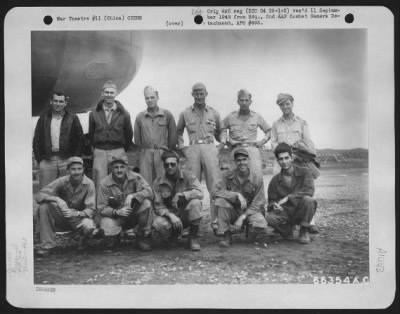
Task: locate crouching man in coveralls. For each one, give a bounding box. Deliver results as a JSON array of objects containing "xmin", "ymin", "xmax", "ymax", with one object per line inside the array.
[
  {"xmin": 97, "ymin": 155, "xmax": 154, "ymax": 251},
  {"xmin": 213, "ymin": 148, "xmax": 268, "ymax": 247},
  {"xmin": 152, "ymin": 151, "xmax": 203, "ymax": 251},
  {"xmin": 266, "ymin": 143, "xmax": 317, "ymax": 244}
]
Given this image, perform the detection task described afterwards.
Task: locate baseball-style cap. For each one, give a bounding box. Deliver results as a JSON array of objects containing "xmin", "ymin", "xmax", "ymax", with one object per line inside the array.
[
  {"xmin": 67, "ymin": 156, "xmax": 84, "ymax": 168},
  {"xmin": 161, "ymin": 150, "xmax": 180, "ymax": 162},
  {"xmin": 109, "ymin": 155, "xmax": 128, "ymax": 166},
  {"xmin": 233, "ymin": 148, "xmax": 249, "ymax": 159},
  {"xmin": 276, "ymin": 93, "xmax": 294, "ymax": 106},
  {"xmin": 192, "ymin": 82, "xmax": 207, "ymax": 91},
  {"xmin": 103, "ymin": 80, "xmax": 117, "ymax": 90}
]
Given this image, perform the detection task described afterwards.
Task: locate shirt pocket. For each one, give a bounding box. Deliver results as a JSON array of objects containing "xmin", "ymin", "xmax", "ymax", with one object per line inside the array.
[
  {"xmin": 186, "ymin": 120, "xmax": 198, "ymax": 134},
  {"xmin": 247, "ymin": 123, "xmax": 257, "ymax": 132},
  {"xmin": 205, "ymin": 118, "xmax": 216, "ymax": 133},
  {"xmin": 229, "ymin": 124, "xmax": 242, "ymax": 138}
]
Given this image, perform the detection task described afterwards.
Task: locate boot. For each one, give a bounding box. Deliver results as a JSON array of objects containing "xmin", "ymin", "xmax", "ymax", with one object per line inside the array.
[
  {"xmin": 136, "ymin": 234, "xmax": 152, "ymax": 252},
  {"xmin": 218, "ymin": 231, "xmax": 231, "ymax": 248},
  {"xmin": 298, "ymin": 227, "xmax": 311, "ymax": 244},
  {"xmin": 188, "ymin": 224, "xmax": 201, "ymax": 251}
]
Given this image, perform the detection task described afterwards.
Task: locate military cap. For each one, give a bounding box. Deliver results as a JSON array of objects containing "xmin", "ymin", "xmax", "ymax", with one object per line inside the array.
[
  {"xmin": 276, "ymin": 93, "xmax": 294, "ymax": 106},
  {"xmin": 192, "ymin": 82, "xmax": 207, "ymax": 91},
  {"xmin": 109, "ymin": 155, "xmax": 128, "ymax": 166},
  {"xmin": 102, "ymin": 80, "xmax": 117, "ymax": 90},
  {"xmin": 233, "ymin": 148, "xmax": 249, "ymax": 159},
  {"xmin": 161, "ymin": 150, "xmax": 180, "ymax": 162},
  {"xmin": 67, "ymin": 156, "xmax": 84, "ymax": 168}
]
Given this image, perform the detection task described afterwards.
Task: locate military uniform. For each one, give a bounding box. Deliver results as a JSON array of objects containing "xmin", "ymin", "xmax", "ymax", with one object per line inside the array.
[
  {"xmin": 97, "ymin": 170, "xmax": 154, "ymax": 240},
  {"xmin": 177, "ymin": 104, "xmax": 225, "ymax": 220},
  {"xmin": 266, "ymin": 165, "xmax": 317, "ymax": 237},
  {"xmin": 36, "ymin": 174, "xmax": 97, "ymax": 249},
  {"xmin": 152, "ymin": 169, "xmax": 203, "ymax": 243},
  {"xmin": 223, "ymin": 110, "xmax": 271, "ymax": 173},
  {"xmin": 214, "ymin": 168, "xmax": 268, "ymax": 237}
]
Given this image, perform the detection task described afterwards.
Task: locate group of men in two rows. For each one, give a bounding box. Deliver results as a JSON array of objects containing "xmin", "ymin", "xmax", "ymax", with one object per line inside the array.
[{"xmin": 33, "ymin": 80, "xmax": 318, "ymax": 256}]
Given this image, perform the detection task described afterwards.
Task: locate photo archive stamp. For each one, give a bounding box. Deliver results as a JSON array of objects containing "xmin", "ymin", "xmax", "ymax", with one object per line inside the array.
[{"xmin": 4, "ymin": 6, "xmax": 396, "ymax": 309}]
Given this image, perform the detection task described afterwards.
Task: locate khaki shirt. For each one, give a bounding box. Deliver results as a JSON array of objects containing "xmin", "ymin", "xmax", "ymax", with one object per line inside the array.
[
  {"xmin": 214, "ymin": 169, "xmax": 266, "ymax": 216},
  {"xmin": 97, "ymin": 171, "xmax": 153, "ymax": 217},
  {"xmin": 134, "ymin": 108, "xmax": 177, "ymax": 149},
  {"xmin": 270, "ymin": 115, "xmax": 316, "ymax": 154},
  {"xmin": 36, "ymin": 175, "xmax": 96, "ymax": 217},
  {"xmin": 177, "ymin": 105, "xmax": 225, "ymax": 147},
  {"xmin": 153, "ymin": 169, "xmax": 203, "ymax": 216},
  {"xmin": 223, "ymin": 110, "xmax": 271, "ymax": 145}
]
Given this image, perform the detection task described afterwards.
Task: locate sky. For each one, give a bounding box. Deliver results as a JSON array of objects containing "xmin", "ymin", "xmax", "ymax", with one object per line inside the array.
[{"xmin": 33, "ymin": 29, "xmax": 367, "ymax": 149}]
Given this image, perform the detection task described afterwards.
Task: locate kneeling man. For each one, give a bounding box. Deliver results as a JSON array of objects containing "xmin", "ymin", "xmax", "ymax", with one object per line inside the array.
[
  {"xmin": 152, "ymin": 151, "xmax": 203, "ymax": 251},
  {"xmin": 266, "ymin": 143, "xmax": 317, "ymax": 244},
  {"xmin": 213, "ymin": 148, "xmax": 268, "ymax": 247},
  {"xmin": 35, "ymin": 157, "xmax": 101, "ymax": 256},
  {"xmin": 98, "ymin": 156, "xmax": 154, "ymax": 251}
]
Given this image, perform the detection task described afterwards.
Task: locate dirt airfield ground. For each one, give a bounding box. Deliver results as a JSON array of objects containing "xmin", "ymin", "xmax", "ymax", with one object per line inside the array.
[{"xmin": 34, "ymin": 165, "xmax": 369, "ymax": 285}]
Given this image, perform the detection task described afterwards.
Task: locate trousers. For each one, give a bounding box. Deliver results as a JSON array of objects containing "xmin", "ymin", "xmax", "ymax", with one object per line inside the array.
[
  {"xmin": 92, "ymin": 148, "xmax": 126, "ymax": 189},
  {"xmin": 185, "ymin": 144, "xmax": 221, "ymax": 220},
  {"xmin": 99, "ymin": 199, "xmax": 153, "ymax": 237},
  {"xmin": 139, "ymin": 148, "xmax": 164, "ymax": 185},
  {"xmin": 214, "ymin": 197, "xmax": 267, "ymax": 235},
  {"xmin": 38, "ymin": 202, "xmax": 96, "ymax": 249},
  {"xmin": 39, "ymin": 156, "xmax": 68, "ymax": 188},
  {"xmin": 152, "ymin": 199, "xmax": 202, "ymax": 241},
  {"xmin": 266, "ymin": 196, "xmax": 317, "ymax": 236},
  {"xmin": 230, "ymin": 146, "xmax": 262, "ymax": 174}
]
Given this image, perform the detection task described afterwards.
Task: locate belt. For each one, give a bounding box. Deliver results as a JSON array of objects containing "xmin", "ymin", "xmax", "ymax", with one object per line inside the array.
[
  {"xmin": 232, "ymin": 142, "xmax": 257, "ymax": 148},
  {"xmin": 189, "ymin": 138, "xmax": 214, "ymax": 145}
]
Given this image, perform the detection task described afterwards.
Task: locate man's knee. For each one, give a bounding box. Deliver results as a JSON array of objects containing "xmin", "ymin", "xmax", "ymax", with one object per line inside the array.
[
  {"xmin": 302, "ymin": 196, "xmax": 317, "ymax": 211},
  {"xmin": 38, "ymin": 202, "xmax": 56, "ymax": 217},
  {"xmin": 80, "ymin": 218, "xmax": 96, "ymax": 233},
  {"xmin": 248, "ymin": 212, "xmax": 268, "ymax": 230},
  {"xmin": 152, "ymin": 215, "xmax": 172, "ymax": 240},
  {"xmin": 186, "ymin": 199, "xmax": 202, "ymax": 222},
  {"xmin": 137, "ymin": 199, "xmax": 152, "ymax": 212},
  {"xmin": 100, "ymin": 217, "xmax": 121, "ymax": 236},
  {"xmin": 214, "ymin": 197, "xmax": 233, "ymax": 210}
]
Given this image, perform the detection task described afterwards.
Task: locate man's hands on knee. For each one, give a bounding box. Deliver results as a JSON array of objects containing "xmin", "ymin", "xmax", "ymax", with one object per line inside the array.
[
  {"xmin": 172, "ymin": 193, "xmax": 186, "ymax": 209},
  {"xmin": 116, "ymin": 206, "xmax": 133, "ymax": 217},
  {"xmin": 237, "ymin": 193, "xmax": 247, "ymax": 210},
  {"xmin": 167, "ymin": 213, "xmax": 183, "ymax": 232}
]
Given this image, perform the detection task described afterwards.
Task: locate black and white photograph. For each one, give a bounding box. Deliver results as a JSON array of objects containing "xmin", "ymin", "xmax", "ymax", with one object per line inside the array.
[{"xmin": 5, "ymin": 6, "xmax": 395, "ymax": 309}]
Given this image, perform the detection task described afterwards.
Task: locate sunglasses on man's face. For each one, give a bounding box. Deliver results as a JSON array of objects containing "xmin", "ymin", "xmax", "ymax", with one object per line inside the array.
[{"xmin": 164, "ymin": 162, "xmax": 177, "ymax": 168}]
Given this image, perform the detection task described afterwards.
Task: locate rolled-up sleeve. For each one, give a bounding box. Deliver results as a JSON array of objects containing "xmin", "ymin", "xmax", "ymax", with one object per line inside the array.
[
  {"xmin": 245, "ymin": 178, "xmax": 266, "ymax": 216},
  {"xmin": 97, "ymin": 184, "xmax": 114, "ymax": 217},
  {"xmin": 176, "ymin": 112, "xmax": 186, "ymax": 148},
  {"xmin": 133, "ymin": 174, "xmax": 154, "ymax": 203},
  {"xmin": 35, "ymin": 178, "xmax": 63, "ymax": 203},
  {"xmin": 182, "ymin": 173, "xmax": 203, "ymax": 201}
]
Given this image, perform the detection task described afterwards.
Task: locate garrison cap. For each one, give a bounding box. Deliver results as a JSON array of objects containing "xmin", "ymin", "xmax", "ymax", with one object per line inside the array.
[
  {"xmin": 192, "ymin": 82, "xmax": 207, "ymax": 91},
  {"xmin": 102, "ymin": 80, "xmax": 117, "ymax": 90},
  {"xmin": 109, "ymin": 155, "xmax": 128, "ymax": 166},
  {"xmin": 161, "ymin": 150, "xmax": 180, "ymax": 162},
  {"xmin": 67, "ymin": 156, "xmax": 84, "ymax": 168},
  {"xmin": 233, "ymin": 148, "xmax": 249, "ymax": 159},
  {"xmin": 276, "ymin": 93, "xmax": 294, "ymax": 106}
]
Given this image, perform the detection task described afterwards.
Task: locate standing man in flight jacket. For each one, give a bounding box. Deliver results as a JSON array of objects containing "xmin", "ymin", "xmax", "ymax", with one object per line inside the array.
[{"xmin": 88, "ymin": 80, "xmax": 134, "ymax": 189}]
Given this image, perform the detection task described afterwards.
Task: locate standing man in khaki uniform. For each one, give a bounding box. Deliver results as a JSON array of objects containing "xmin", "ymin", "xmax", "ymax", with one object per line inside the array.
[
  {"xmin": 152, "ymin": 151, "xmax": 203, "ymax": 251},
  {"xmin": 176, "ymin": 82, "xmax": 225, "ymax": 222},
  {"xmin": 134, "ymin": 86, "xmax": 177, "ymax": 185},
  {"xmin": 223, "ymin": 89, "xmax": 271, "ymax": 173},
  {"xmin": 88, "ymin": 80, "xmax": 133, "ymax": 190}
]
